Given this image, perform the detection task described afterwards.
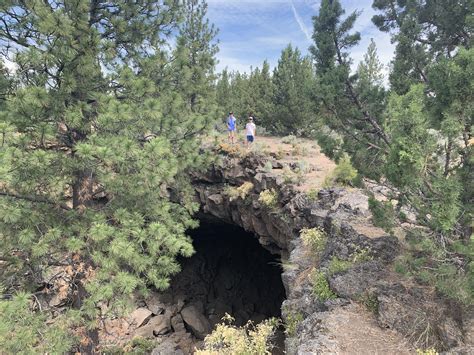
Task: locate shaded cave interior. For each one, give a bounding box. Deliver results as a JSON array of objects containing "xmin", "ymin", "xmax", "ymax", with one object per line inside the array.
[{"xmin": 166, "ymin": 216, "xmax": 287, "ymax": 331}]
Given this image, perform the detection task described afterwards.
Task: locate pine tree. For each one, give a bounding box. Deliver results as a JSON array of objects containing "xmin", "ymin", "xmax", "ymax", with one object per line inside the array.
[
  {"xmin": 0, "ymin": 61, "xmax": 12, "ymax": 147},
  {"xmin": 352, "ymin": 39, "xmax": 387, "ymax": 178},
  {"xmin": 357, "ymin": 39, "xmax": 384, "ymax": 88},
  {"xmin": 0, "ymin": 1, "xmax": 215, "ymax": 351},
  {"xmin": 171, "ymin": 0, "xmax": 218, "ymax": 116},
  {"xmin": 216, "ymin": 68, "xmax": 232, "ymax": 118},
  {"xmin": 272, "ymin": 44, "xmax": 314, "ymax": 135},
  {"xmin": 251, "ymin": 60, "xmax": 275, "ymax": 130}
]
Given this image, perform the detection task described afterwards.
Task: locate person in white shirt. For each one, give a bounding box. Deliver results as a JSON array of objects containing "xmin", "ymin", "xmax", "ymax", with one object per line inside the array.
[{"xmin": 245, "ymin": 116, "xmax": 256, "ymax": 148}]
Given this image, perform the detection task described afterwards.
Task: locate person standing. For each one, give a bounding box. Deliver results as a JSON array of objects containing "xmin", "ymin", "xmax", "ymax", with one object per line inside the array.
[
  {"xmin": 227, "ymin": 112, "xmax": 237, "ymax": 144},
  {"xmin": 245, "ymin": 116, "xmax": 256, "ymax": 148}
]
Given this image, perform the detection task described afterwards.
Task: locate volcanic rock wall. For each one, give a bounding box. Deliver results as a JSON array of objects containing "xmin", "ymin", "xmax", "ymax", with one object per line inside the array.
[{"xmin": 192, "ymin": 153, "xmax": 471, "ymax": 354}]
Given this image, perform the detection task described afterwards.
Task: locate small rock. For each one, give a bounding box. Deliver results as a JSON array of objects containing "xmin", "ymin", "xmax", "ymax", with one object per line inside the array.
[{"xmin": 171, "ymin": 314, "xmax": 186, "ymax": 333}]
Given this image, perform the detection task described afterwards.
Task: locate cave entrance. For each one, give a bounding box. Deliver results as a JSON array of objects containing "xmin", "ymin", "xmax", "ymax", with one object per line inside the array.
[{"xmin": 168, "ymin": 217, "xmax": 286, "ymax": 331}]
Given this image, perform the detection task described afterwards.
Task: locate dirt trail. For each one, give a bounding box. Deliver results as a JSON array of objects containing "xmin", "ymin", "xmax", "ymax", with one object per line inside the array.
[{"xmin": 316, "ymin": 303, "xmax": 414, "ymax": 354}]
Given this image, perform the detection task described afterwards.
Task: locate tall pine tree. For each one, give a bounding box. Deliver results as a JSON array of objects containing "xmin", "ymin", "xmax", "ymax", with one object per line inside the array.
[
  {"xmin": 0, "ymin": 1, "xmax": 216, "ymax": 351},
  {"xmin": 272, "ymin": 44, "xmax": 314, "ymax": 135}
]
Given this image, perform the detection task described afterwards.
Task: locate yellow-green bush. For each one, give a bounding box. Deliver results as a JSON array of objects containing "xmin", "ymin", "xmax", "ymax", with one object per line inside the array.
[
  {"xmin": 327, "ymin": 257, "xmax": 352, "ymax": 275},
  {"xmin": 225, "ymin": 182, "xmax": 254, "ymax": 202},
  {"xmin": 300, "ymin": 227, "xmax": 327, "ymax": 255},
  {"xmin": 281, "ymin": 135, "xmax": 297, "ymax": 145},
  {"xmin": 258, "ymin": 189, "xmax": 278, "ymax": 209},
  {"xmin": 196, "ymin": 314, "xmax": 278, "ymax": 355}
]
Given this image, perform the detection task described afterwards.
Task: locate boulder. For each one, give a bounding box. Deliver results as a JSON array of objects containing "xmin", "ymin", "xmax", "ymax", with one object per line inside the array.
[
  {"xmin": 133, "ymin": 314, "xmax": 172, "ymax": 338},
  {"xmin": 181, "ymin": 305, "xmax": 211, "ymax": 340},
  {"xmin": 130, "ymin": 307, "xmax": 153, "ymax": 327}
]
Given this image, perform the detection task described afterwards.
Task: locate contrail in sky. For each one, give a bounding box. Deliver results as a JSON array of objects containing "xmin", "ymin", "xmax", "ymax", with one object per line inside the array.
[{"xmin": 290, "ymin": 0, "xmax": 312, "ymax": 41}]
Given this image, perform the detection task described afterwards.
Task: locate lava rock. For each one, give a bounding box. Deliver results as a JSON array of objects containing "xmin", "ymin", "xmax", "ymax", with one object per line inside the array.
[
  {"xmin": 134, "ymin": 314, "xmax": 172, "ymax": 338},
  {"xmin": 181, "ymin": 305, "xmax": 211, "ymax": 340},
  {"xmin": 171, "ymin": 314, "xmax": 186, "ymax": 333},
  {"xmin": 130, "ymin": 307, "xmax": 153, "ymax": 327}
]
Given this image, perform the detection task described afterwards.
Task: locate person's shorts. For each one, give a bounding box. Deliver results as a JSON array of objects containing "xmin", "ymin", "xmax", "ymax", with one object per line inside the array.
[
  {"xmin": 247, "ymin": 135, "xmax": 254, "ymax": 142},
  {"xmin": 228, "ymin": 127, "xmax": 236, "ymax": 132}
]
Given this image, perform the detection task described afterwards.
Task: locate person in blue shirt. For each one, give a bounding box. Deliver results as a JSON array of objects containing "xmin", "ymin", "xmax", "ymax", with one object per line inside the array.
[{"xmin": 227, "ymin": 112, "xmax": 237, "ymax": 144}]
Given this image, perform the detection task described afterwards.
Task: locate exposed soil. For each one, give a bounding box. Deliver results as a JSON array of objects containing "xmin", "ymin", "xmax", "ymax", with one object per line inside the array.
[{"xmin": 212, "ymin": 134, "xmax": 337, "ymax": 192}]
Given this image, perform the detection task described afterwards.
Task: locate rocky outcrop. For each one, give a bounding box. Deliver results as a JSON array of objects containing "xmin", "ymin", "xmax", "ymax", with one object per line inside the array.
[
  {"xmin": 191, "ymin": 153, "xmax": 470, "ymax": 354},
  {"xmin": 100, "ymin": 152, "xmax": 470, "ymax": 354}
]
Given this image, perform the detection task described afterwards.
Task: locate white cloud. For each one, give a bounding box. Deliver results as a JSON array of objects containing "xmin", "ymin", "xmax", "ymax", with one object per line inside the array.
[
  {"xmin": 216, "ymin": 55, "xmax": 261, "ymax": 73},
  {"xmin": 290, "ymin": 0, "xmax": 312, "ymax": 42}
]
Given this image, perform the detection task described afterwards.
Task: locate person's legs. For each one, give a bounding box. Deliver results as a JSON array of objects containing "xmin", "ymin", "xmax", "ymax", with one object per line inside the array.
[{"xmin": 246, "ymin": 135, "xmax": 254, "ymax": 148}]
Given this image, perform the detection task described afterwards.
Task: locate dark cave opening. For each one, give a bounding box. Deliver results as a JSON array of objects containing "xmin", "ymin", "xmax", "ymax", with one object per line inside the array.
[{"xmin": 167, "ymin": 217, "xmax": 286, "ymax": 331}]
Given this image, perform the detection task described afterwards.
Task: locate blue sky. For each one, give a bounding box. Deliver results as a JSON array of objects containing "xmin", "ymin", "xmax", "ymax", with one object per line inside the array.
[{"xmin": 207, "ymin": 0, "xmax": 394, "ymax": 76}]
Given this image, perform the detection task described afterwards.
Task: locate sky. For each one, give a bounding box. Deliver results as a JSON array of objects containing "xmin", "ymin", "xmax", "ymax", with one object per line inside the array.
[{"xmin": 207, "ymin": 0, "xmax": 394, "ymax": 76}]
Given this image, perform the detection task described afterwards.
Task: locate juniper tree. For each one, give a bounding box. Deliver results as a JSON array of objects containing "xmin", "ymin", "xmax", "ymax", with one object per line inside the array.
[
  {"xmin": 312, "ymin": 0, "xmax": 471, "ymax": 237},
  {"xmin": 0, "ymin": 0, "xmax": 215, "ymax": 351},
  {"xmin": 311, "ymin": 0, "xmax": 389, "ymax": 177},
  {"xmin": 372, "ymin": 0, "xmax": 473, "ymax": 94}
]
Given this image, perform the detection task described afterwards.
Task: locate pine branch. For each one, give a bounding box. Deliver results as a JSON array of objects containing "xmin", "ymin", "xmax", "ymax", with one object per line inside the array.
[{"xmin": 0, "ymin": 190, "xmax": 71, "ymax": 211}]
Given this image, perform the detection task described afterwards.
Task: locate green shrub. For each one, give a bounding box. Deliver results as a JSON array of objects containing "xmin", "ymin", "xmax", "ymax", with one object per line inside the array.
[
  {"xmin": 296, "ymin": 160, "xmax": 311, "ymax": 174},
  {"xmin": 394, "ymin": 231, "xmax": 473, "ymax": 306},
  {"xmin": 284, "ymin": 311, "xmax": 303, "ymax": 337},
  {"xmin": 358, "ymin": 292, "xmax": 379, "ymax": 314},
  {"xmin": 324, "ymin": 153, "xmax": 358, "ymax": 187},
  {"xmin": 196, "ymin": 314, "xmax": 279, "ymax": 355},
  {"xmin": 307, "ymin": 188, "xmax": 319, "ymax": 201},
  {"xmin": 263, "ymin": 161, "xmax": 273, "ymax": 173},
  {"xmin": 300, "ymin": 227, "xmax": 327, "ymax": 255},
  {"xmin": 327, "ymin": 257, "xmax": 352, "ymax": 275},
  {"xmin": 310, "ymin": 269, "xmax": 337, "ymax": 301},
  {"xmin": 282, "ymin": 165, "xmax": 297, "ymax": 184},
  {"xmin": 351, "ymin": 246, "xmax": 373, "ymax": 263},
  {"xmin": 281, "ymin": 135, "xmax": 297, "ymax": 145},
  {"xmin": 368, "ymin": 195, "xmax": 396, "ymax": 232},
  {"xmin": 224, "ymin": 182, "xmax": 254, "ymax": 202},
  {"xmin": 258, "ymin": 189, "xmax": 278, "ymax": 209}
]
